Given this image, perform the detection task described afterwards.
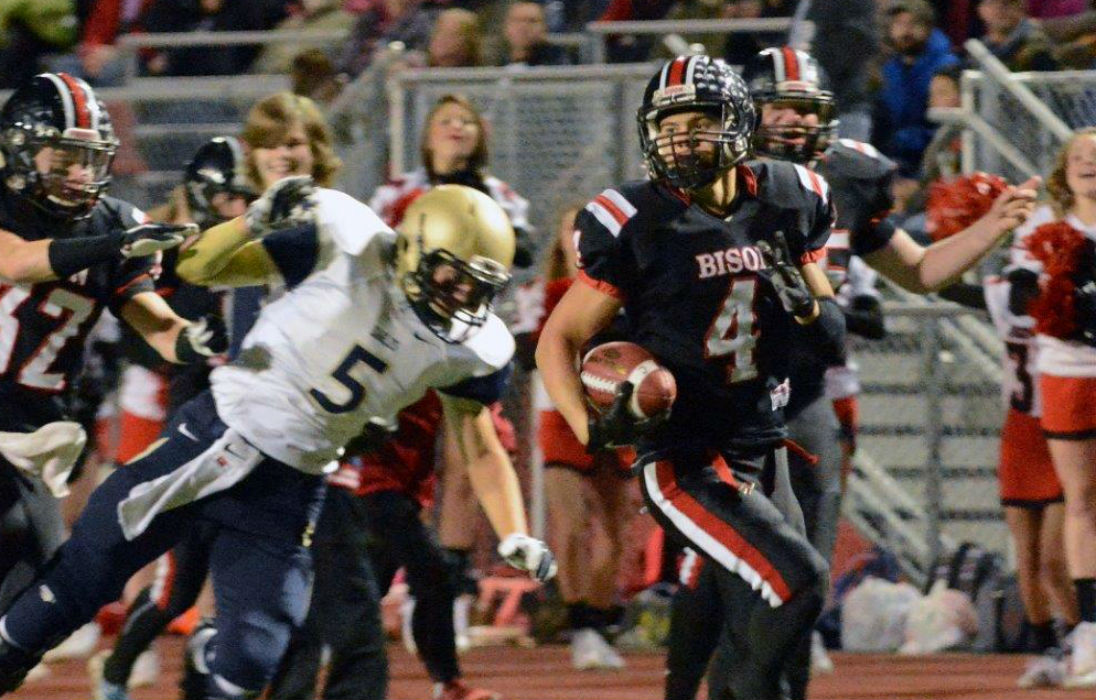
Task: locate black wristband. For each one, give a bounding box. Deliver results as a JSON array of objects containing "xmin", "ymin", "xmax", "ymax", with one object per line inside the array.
[{"xmin": 47, "ymin": 234, "xmax": 119, "ymax": 279}]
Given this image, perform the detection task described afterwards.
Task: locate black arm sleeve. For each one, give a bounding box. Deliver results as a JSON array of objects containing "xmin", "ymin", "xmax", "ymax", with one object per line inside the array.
[
  {"xmin": 936, "ymin": 282, "xmax": 987, "ymax": 311},
  {"xmin": 795, "ymin": 296, "xmax": 847, "ymax": 367},
  {"xmin": 845, "ymin": 294, "xmax": 886, "ymax": 340},
  {"xmin": 47, "ymin": 233, "xmax": 120, "ymax": 279}
]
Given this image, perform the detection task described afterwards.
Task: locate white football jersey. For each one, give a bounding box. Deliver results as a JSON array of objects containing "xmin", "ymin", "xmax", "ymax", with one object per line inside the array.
[{"xmin": 210, "ymin": 189, "xmax": 515, "ymax": 474}]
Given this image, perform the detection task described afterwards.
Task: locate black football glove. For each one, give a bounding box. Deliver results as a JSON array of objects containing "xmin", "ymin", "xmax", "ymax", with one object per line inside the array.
[
  {"xmin": 586, "ymin": 381, "xmax": 668, "ymax": 454},
  {"xmin": 120, "ymin": 223, "xmax": 198, "ymax": 258},
  {"xmin": 174, "ymin": 315, "xmax": 228, "ymax": 364},
  {"xmin": 343, "ymin": 418, "xmax": 398, "ymax": 457},
  {"xmin": 756, "ymin": 231, "xmax": 816, "ymax": 319},
  {"xmin": 245, "ymin": 175, "xmax": 318, "ymax": 238}
]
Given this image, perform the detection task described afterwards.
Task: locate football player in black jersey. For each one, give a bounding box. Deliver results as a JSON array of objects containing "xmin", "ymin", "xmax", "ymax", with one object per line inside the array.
[
  {"xmin": 537, "ymin": 55, "xmax": 847, "ymax": 700},
  {"xmin": 0, "ymin": 73, "xmax": 222, "ymax": 684},
  {"xmin": 661, "ymin": 46, "xmax": 1043, "ymax": 700}
]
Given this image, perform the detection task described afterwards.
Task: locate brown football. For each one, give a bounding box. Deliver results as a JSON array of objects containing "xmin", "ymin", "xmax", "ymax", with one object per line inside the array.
[{"xmin": 580, "ymin": 341, "xmax": 677, "ymax": 419}]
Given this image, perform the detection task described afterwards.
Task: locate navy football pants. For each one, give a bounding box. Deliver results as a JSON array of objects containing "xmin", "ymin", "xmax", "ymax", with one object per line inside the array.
[{"xmin": 0, "ymin": 391, "xmax": 324, "ymax": 695}]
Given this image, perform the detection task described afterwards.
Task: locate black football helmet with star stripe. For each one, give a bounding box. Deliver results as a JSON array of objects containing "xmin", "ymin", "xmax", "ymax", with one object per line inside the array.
[{"xmin": 637, "ymin": 55, "xmax": 755, "ymax": 190}]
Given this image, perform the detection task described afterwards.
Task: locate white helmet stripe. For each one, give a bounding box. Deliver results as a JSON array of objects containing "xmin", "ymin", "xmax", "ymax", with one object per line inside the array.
[
  {"xmin": 40, "ymin": 73, "xmax": 75, "ymax": 131},
  {"xmin": 685, "ymin": 55, "xmax": 702, "ymax": 87},
  {"xmin": 770, "ymin": 48, "xmax": 785, "ymax": 83}
]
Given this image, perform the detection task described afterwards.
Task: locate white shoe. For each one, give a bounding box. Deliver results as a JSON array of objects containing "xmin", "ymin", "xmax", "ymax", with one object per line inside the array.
[
  {"xmin": 129, "ymin": 649, "xmax": 160, "ymax": 688},
  {"xmin": 811, "ymin": 630, "xmax": 834, "ymax": 675},
  {"xmin": 43, "ymin": 621, "xmax": 100, "ymax": 661},
  {"xmin": 1016, "ymin": 648, "xmax": 1066, "ymax": 688},
  {"xmin": 454, "ymin": 594, "xmax": 473, "ymax": 654},
  {"xmin": 401, "ymin": 597, "xmax": 418, "ymax": 654},
  {"xmin": 571, "ymin": 628, "xmax": 625, "ymax": 670},
  {"xmin": 1063, "ymin": 622, "xmax": 1096, "ymax": 688}
]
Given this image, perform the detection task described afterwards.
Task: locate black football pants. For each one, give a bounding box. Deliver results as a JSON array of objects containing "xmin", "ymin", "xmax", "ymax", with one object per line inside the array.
[{"xmin": 639, "ymin": 446, "xmax": 827, "ymax": 700}]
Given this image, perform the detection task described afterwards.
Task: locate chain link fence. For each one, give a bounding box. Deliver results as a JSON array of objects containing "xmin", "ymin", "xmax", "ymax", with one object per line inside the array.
[
  {"xmin": 845, "ymin": 296, "xmax": 1007, "ymax": 581},
  {"xmin": 964, "ymin": 68, "xmax": 1095, "ymax": 180}
]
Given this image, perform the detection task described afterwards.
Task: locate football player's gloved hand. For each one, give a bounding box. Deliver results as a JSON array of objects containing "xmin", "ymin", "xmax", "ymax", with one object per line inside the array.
[
  {"xmin": 586, "ymin": 381, "xmax": 668, "ymax": 454},
  {"xmin": 756, "ymin": 231, "xmax": 816, "ymax": 319},
  {"xmin": 245, "ymin": 175, "xmax": 318, "ymax": 239},
  {"xmin": 497, "ymin": 533, "xmax": 557, "ymax": 582},
  {"xmin": 174, "ymin": 315, "xmax": 228, "ymax": 364},
  {"xmin": 120, "ymin": 223, "xmax": 198, "ymax": 258}
]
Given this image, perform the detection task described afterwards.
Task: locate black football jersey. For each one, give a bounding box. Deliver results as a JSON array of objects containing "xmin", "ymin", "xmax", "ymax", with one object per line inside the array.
[
  {"xmin": 787, "ymin": 139, "xmax": 897, "ymax": 415},
  {"xmin": 576, "ymin": 160, "xmax": 834, "ymax": 451},
  {"xmin": 0, "ymin": 189, "xmax": 156, "ymax": 431}
]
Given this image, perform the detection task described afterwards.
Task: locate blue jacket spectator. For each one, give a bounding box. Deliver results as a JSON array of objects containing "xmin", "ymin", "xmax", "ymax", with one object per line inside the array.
[{"xmin": 874, "ymin": 0, "xmax": 959, "ymax": 178}]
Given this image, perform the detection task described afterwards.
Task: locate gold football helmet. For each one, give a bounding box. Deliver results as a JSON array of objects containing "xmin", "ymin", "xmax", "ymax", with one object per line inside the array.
[{"xmin": 395, "ymin": 184, "xmax": 515, "ymax": 342}]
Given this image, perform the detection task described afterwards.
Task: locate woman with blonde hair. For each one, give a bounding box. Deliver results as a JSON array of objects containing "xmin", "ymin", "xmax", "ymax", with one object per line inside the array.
[{"xmin": 1010, "ymin": 127, "xmax": 1096, "ymax": 688}]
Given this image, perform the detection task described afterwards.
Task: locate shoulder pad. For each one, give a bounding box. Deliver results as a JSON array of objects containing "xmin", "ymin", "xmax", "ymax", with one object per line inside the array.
[
  {"xmin": 315, "ymin": 188, "xmax": 394, "ymax": 256},
  {"xmin": 821, "ymin": 139, "xmax": 897, "ymax": 182},
  {"xmin": 96, "ymin": 196, "xmax": 147, "ymax": 228},
  {"xmin": 463, "ymin": 314, "xmax": 514, "ymax": 372},
  {"xmin": 750, "ymin": 159, "xmax": 831, "ymax": 210},
  {"xmin": 581, "ymin": 180, "xmax": 685, "ymax": 237}
]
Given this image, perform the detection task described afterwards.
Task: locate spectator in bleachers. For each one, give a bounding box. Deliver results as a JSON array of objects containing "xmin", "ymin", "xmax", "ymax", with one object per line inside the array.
[
  {"xmin": 0, "ymin": 0, "xmax": 78, "ymax": 88},
  {"xmin": 337, "ymin": 0, "xmax": 440, "ymax": 78},
  {"xmin": 596, "ymin": 0, "xmax": 676, "ymax": 62},
  {"xmin": 1027, "ymin": 0, "xmax": 1088, "ymax": 18},
  {"xmin": 426, "ymin": 7, "xmax": 483, "ymax": 66},
  {"xmin": 250, "ymin": 0, "xmax": 357, "ymax": 75},
  {"xmin": 809, "ymin": 0, "xmax": 879, "ymax": 140},
  {"xmin": 289, "ymin": 49, "xmax": 345, "ymax": 104},
  {"xmin": 872, "ymin": 0, "xmax": 959, "ymax": 179},
  {"xmin": 63, "ymin": 0, "xmax": 154, "ymax": 85},
  {"xmin": 720, "ymin": 0, "xmax": 772, "ymax": 67},
  {"xmin": 976, "ymin": 0, "xmax": 1059, "ymax": 71},
  {"xmin": 139, "ymin": 0, "xmax": 287, "ymax": 76},
  {"xmin": 496, "ymin": 1, "xmax": 572, "ymax": 66}
]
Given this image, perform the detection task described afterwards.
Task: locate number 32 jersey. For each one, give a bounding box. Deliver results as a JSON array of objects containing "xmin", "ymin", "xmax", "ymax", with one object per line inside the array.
[
  {"xmin": 0, "ymin": 190, "xmax": 154, "ymax": 432},
  {"xmin": 576, "ymin": 160, "xmax": 833, "ymax": 452},
  {"xmin": 210, "ymin": 188, "xmax": 514, "ymax": 474}
]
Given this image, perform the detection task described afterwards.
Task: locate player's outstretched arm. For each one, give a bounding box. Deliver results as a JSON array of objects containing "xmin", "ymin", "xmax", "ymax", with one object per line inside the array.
[
  {"xmin": 175, "ymin": 216, "xmax": 277, "ymax": 287},
  {"xmin": 535, "ymin": 282, "xmax": 622, "ymax": 446},
  {"xmin": 865, "ymin": 175, "xmax": 1041, "ymax": 293},
  {"xmin": 441, "ymin": 395, "xmax": 557, "ymax": 581},
  {"xmin": 0, "ymin": 223, "xmax": 193, "ymax": 284},
  {"xmin": 120, "ymin": 292, "xmax": 227, "ymax": 364}
]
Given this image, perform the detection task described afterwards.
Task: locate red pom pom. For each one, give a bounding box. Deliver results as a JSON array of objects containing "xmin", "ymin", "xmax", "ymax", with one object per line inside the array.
[
  {"xmin": 1025, "ymin": 221, "xmax": 1091, "ymax": 339},
  {"xmin": 926, "ymin": 172, "xmax": 1008, "ymax": 241}
]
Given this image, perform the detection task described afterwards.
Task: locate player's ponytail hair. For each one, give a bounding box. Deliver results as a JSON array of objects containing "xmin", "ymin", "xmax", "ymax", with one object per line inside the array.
[
  {"xmin": 1047, "ymin": 127, "xmax": 1095, "ymax": 217},
  {"xmin": 241, "ymin": 92, "xmax": 342, "ymax": 188}
]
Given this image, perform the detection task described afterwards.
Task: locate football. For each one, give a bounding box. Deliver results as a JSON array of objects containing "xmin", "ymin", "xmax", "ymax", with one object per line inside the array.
[{"xmin": 580, "ymin": 341, "xmax": 677, "ymax": 419}]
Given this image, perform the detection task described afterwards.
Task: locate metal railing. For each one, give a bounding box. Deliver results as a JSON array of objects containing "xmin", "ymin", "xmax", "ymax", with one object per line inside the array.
[
  {"xmin": 583, "ymin": 17, "xmax": 796, "ymax": 63},
  {"xmin": 115, "ymin": 29, "xmax": 351, "ymax": 82}
]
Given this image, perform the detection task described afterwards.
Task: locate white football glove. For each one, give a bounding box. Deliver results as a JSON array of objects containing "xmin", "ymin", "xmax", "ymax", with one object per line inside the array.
[
  {"xmin": 497, "ymin": 533, "xmax": 557, "ymax": 582},
  {"xmin": 120, "ymin": 222, "xmax": 198, "ymax": 258},
  {"xmin": 244, "ymin": 175, "xmax": 318, "ymax": 239}
]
